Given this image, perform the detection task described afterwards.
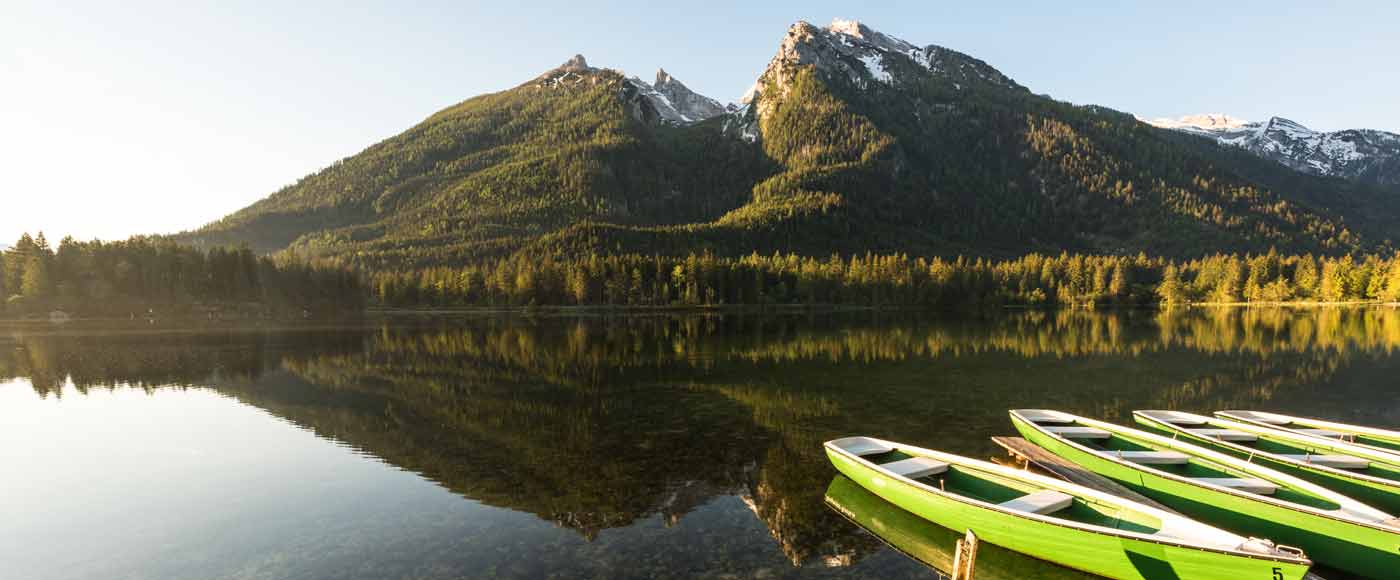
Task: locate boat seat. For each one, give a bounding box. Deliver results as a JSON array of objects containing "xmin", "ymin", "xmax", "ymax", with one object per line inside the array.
[
  {"xmin": 1146, "ymin": 411, "xmax": 1209, "ymax": 426},
  {"xmin": 1226, "ymin": 411, "xmax": 1290, "ymax": 425},
  {"xmin": 1019, "ymin": 410, "xmax": 1076, "ymax": 424},
  {"xmin": 1044, "ymin": 426, "xmax": 1111, "ymax": 440},
  {"xmin": 881, "ymin": 457, "xmax": 950, "ymax": 480},
  {"xmin": 998, "ymin": 490, "xmax": 1074, "ymax": 515},
  {"xmin": 1188, "ymin": 428, "xmax": 1258, "ymax": 442},
  {"xmin": 833, "ymin": 437, "xmax": 895, "ymax": 457},
  {"xmin": 1191, "ymin": 477, "xmax": 1278, "ymax": 495},
  {"xmin": 1116, "ymin": 451, "xmax": 1190, "ymax": 465},
  {"xmin": 1296, "ymin": 429, "xmax": 1344, "ymax": 439},
  {"xmin": 1277, "ymin": 454, "xmax": 1370, "ymax": 469}
]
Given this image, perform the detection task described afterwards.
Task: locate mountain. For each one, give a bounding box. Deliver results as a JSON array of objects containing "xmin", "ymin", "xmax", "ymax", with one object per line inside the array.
[
  {"xmin": 180, "ymin": 19, "xmax": 1400, "ymax": 266},
  {"xmin": 1146, "ymin": 114, "xmax": 1400, "ymax": 186}
]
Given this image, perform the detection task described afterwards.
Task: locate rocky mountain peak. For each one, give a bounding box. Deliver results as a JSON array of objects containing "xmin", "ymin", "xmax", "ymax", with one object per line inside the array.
[
  {"xmin": 621, "ymin": 68, "xmax": 726, "ymax": 126},
  {"xmin": 655, "ymin": 68, "xmax": 675, "ymax": 87},
  {"xmin": 561, "ymin": 54, "xmax": 590, "ymax": 71},
  {"xmin": 728, "ymin": 18, "xmax": 1023, "ymax": 142}
]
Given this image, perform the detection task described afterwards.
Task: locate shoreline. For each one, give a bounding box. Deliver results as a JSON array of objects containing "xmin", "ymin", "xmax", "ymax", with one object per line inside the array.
[{"xmin": 1, "ymin": 300, "xmax": 1394, "ymax": 326}]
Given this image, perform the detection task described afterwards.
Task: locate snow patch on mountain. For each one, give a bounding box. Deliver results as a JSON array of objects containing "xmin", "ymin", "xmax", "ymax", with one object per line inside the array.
[
  {"xmin": 1146, "ymin": 113, "xmax": 1400, "ymax": 185},
  {"xmin": 858, "ymin": 53, "xmax": 891, "ymax": 84},
  {"xmin": 1145, "ymin": 114, "xmax": 1250, "ymax": 131}
]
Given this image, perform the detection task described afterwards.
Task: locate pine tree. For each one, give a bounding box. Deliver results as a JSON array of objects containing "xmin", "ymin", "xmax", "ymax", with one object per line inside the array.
[
  {"xmin": 1382, "ymin": 258, "xmax": 1400, "ymax": 303},
  {"xmin": 1108, "ymin": 261, "xmax": 1130, "ymax": 300},
  {"xmin": 1293, "ymin": 255, "xmax": 1319, "ymax": 299},
  {"xmin": 1157, "ymin": 264, "xmax": 1186, "ymax": 305},
  {"xmin": 20, "ymin": 256, "xmax": 50, "ymax": 299}
]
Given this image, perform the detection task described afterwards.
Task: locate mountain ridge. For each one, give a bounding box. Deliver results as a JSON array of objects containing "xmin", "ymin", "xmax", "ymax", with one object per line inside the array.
[
  {"xmin": 1146, "ymin": 113, "xmax": 1400, "ymax": 185},
  {"xmin": 178, "ymin": 18, "xmax": 1399, "ymax": 266}
]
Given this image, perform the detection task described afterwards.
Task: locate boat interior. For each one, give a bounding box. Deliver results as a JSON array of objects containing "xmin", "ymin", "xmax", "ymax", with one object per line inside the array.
[
  {"xmin": 831, "ymin": 437, "xmax": 1162, "ymax": 535},
  {"xmin": 1225, "ymin": 411, "xmax": 1400, "ymax": 454},
  {"xmin": 1019, "ymin": 414, "xmax": 1344, "ymax": 511},
  {"xmin": 1142, "ymin": 411, "xmax": 1400, "ymax": 483}
]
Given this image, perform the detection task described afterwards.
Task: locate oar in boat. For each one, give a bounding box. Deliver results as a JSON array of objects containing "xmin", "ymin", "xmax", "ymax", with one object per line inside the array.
[
  {"xmin": 1219, "ymin": 410, "xmax": 1400, "ymax": 456},
  {"xmin": 824, "ymin": 435, "xmax": 1311, "ymax": 580},
  {"xmin": 1011, "ymin": 409, "xmax": 1400, "ymax": 579},
  {"xmin": 1136, "ymin": 409, "xmax": 1400, "ymax": 514},
  {"xmin": 824, "ymin": 475, "xmax": 1097, "ymax": 579}
]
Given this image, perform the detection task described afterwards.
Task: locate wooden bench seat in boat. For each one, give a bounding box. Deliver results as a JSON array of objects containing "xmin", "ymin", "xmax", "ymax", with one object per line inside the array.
[
  {"xmin": 1187, "ymin": 428, "xmax": 1258, "ymax": 442},
  {"xmin": 1277, "ymin": 454, "xmax": 1370, "ymax": 469},
  {"xmin": 1148, "ymin": 410, "xmax": 1209, "ymax": 426},
  {"xmin": 1115, "ymin": 450, "xmax": 1190, "ymax": 465},
  {"xmin": 1019, "ymin": 410, "xmax": 1077, "ymax": 424},
  {"xmin": 1191, "ymin": 477, "xmax": 1279, "ymax": 495},
  {"xmin": 1296, "ymin": 428, "xmax": 1344, "ymax": 439},
  {"xmin": 1226, "ymin": 411, "xmax": 1290, "ymax": 425},
  {"xmin": 998, "ymin": 490, "xmax": 1075, "ymax": 514},
  {"xmin": 1043, "ymin": 426, "xmax": 1111, "ymax": 439},
  {"xmin": 838, "ymin": 438, "xmax": 895, "ymax": 457},
  {"xmin": 881, "ymin": 457, "xmax": 950, "ymax": 479}
]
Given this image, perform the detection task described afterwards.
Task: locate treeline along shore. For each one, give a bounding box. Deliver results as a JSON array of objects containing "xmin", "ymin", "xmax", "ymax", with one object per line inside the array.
[
  {"xmin": 369, "ymin": 250, "xmax": 1400, "ymax": 309},
  {"xmin": 4, "ymin": 231, "xmax": 1400, "ymax": 318},
  {"xmin": 0, "ymin": 233, "xmax": 363, "ymax": 319}
]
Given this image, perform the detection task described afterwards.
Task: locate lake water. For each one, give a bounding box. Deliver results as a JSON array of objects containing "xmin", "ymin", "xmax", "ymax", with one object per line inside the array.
[{"xmin": 3, "ymin": 308, "xmax": 1399, "ymax": 579}]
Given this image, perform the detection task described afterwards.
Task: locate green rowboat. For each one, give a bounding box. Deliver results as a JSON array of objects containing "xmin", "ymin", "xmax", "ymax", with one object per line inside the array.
[
  {"xmin": 1221, "ymin": 410, "xmax": 1400, "ymax": 456},
  {"xmin": 1137, "ymin": 409, "xmax": 1400, "ymax": 514},
  {"xmin": 824, "ymin": 475, "xmax": 1095, "ymax": 579},
  {"xmin": 1012, "ymin": 409, "xmax": 1400, "ymax": 578},
  {"xmin": 824, "ymin": 436, "xmax": 1312, "ymax": 580}
]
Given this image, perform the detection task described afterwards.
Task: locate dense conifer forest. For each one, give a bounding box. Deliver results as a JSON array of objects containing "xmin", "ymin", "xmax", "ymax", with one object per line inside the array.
[
  {"xmin": 0, "ymin": 232, "xmax": 363, "ymax": 318},
  {"xmin": 368, "ymin": 250, "xmax": 1400, "ymax": 309}
]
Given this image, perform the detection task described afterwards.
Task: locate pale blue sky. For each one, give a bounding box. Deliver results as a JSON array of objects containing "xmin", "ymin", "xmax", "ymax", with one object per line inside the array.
[{"xmin": 3, "ymin": 0, "xmax": 1396, "ymax": 243}]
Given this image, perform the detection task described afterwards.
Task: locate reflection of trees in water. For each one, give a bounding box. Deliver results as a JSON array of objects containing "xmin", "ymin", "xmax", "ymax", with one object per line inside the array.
[
  {"xmin": 0, "ymin": 333, "xmax": 270, "ymax": 397},
  {"xmin": 1, "ymin": 308, "xmax": 1396, "ymax": 569}
]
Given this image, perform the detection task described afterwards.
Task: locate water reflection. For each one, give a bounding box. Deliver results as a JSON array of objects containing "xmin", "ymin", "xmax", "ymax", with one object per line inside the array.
[{"xmin": 2, "ymin": 307, "xmax": 1399, "ymax": 577}]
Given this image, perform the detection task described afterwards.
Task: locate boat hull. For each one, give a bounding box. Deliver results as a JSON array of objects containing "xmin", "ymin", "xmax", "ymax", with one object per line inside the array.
[
  {"xmin": 1136, "ymin": 414, "xmax": 1400, "ymax": 514},
  {"xmin": 826, "ymin": 446, "xmax": 1309, "ymax": 580},
  {"xmin": 824, "ymin": 475, "xmax": 1094, "ymax": 579},
  {"xmin": 1014, "ymin": 414, "xmax": 1400, "ymax": 578}
]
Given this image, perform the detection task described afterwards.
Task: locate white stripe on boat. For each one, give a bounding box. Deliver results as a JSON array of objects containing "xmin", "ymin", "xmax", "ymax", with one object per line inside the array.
[
  {"xmin": 1191, "ymin": 477, "xmax": 1279, "ymax": 495},
  {"xmin": 1188, "ymin": 428, "xmax": 1259, "ymax": 442},
  {"xmin": 1277, "ymin": 454, "xmax": 1370, "ymax": 469},
  {"xmin": 1044, "ymin": 426, "xmax": 1111, "ymax": 439}
]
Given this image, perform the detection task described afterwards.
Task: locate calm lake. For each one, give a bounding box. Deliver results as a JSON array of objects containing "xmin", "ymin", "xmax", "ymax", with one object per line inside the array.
[{"xmin": 3, "ymin": 308, "xmax": 1399, "ymax": 580}]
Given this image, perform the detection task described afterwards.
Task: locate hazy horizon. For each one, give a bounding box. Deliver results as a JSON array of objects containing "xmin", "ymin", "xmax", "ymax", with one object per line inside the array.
[{"xmin": 4, "ymin": 0, "xmax": 1398, "ymax": 244}]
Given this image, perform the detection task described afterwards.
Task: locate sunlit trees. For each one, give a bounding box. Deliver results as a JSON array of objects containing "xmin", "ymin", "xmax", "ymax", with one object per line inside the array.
[{"xmin": 0, "ymin": 232, "xmax": 362, "ymax": 317}]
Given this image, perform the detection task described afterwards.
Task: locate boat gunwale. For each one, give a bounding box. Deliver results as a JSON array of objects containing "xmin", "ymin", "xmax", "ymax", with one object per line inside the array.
[
  {"xmin": 1135, "ymin": 410, "xmax": 1400, "ymax": 489},
  {"xmin": 1218, "ymin": 410, "xmax": 1400, "ymax": 457},
  {"xmin": 824, "ymin": 436, "xmax": 1310, "ymax": 566},
  {"xmin": 1010, "ymin": 409, "xmax": 1399, "ymax": 534}
]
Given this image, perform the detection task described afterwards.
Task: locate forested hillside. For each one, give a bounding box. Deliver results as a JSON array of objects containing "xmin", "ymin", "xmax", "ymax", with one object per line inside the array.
[{"xmin": 179, "ymin": 20, "xmax": 1400, "ymax": 270}]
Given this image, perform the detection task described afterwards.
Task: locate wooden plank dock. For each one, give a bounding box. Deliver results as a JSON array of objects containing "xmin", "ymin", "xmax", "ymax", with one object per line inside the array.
[{"xmin": 990, "ymin": 436, "xmax": 1179, "ymax": 514}]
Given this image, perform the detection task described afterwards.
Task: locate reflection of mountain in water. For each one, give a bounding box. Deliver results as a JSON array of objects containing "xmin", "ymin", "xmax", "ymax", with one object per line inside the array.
[{"xmin": 2, "ymin": 308, "xmax": 1398, "ymax": 566}]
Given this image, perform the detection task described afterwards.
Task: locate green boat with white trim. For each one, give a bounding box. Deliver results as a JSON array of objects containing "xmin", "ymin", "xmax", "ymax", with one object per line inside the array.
[
  {"xmin": 824, "ymin": 475, "xmax": 1095, "ymax": 579},
  {"xmin": 824, "ymin": 436, "xmax": 1312, "ymax": 580},
  {"xmin": 1221, "ymin": 410, "xmax": 1400, "ymax": 456},
  {"xmin": 1137, "ymin": 409, "xmax": 1400, "ymax": 514},
  {"xmin": 1012, "ymin": 409, "xmax": 1400, "ymax": 578}
]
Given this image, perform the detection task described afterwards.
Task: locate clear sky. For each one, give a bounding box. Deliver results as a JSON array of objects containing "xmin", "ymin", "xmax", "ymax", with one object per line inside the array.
[{"xmin": 3, "ymin": 0, "xmax": 1397, "ymax": 244}]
